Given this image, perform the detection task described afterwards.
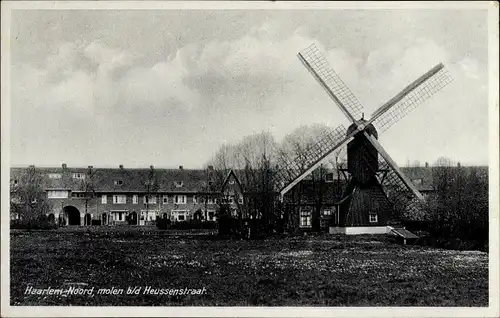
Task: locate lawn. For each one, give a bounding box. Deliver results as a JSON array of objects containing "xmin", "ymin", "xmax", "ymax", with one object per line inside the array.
[{"xmin": 10, "ymin": 227, "xmax": 488, "ymax": 306}]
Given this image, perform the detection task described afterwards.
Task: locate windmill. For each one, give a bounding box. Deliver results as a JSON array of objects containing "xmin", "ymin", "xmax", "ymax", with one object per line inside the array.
[{"xmin": 274, "ymin": 44, "xmax": 453, "ymax": 232}]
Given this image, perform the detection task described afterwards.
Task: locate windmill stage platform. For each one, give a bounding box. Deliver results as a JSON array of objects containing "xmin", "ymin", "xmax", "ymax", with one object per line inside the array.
[
  {"xmin": 329, "ymin": 226, "xmax": 393, "ymax": 235},
  {"xmin": 329, "ymin": 226, "xmax": 420, "ymax": 245}
]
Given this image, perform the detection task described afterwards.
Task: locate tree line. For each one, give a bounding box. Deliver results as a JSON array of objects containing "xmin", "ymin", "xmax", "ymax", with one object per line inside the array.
[{"xmin": 419, "ymin": 157, "xmax": 488, "ymax": 250}]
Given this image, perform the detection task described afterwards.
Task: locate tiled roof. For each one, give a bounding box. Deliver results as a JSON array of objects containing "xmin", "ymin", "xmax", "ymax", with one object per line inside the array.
[
  {"xmin": 400, "ymin": 167, "xmax": 434, "ymax": 191},
  {"xmin": 10, "ymin": 167, "xmax": 215, "ymax": 193},
  {"xmin": 10, "ymin": 165, "xmax": 487, "ymax": 194}
]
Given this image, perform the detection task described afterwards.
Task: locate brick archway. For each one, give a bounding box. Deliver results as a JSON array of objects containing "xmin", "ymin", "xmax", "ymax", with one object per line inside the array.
[{"xmin": 63, "ymin": 206, "xmax": 81, "ymax": 226}]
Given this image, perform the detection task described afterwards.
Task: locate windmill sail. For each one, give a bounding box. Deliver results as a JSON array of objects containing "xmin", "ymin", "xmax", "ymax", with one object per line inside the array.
[
  {"xmin": 376, "ymin": 160, "xmax": 424, "ymax": 220},
  {"xmin": 369, "ymin": 64, "xmax": 453, "ymax": 134},
  {"xmin": 275, "ymin": 125, "xmax": 350, "ymax": 195},
  {"xmin": 363, "ymin": 132, "xmax": 424, "ymax": 201},
  {"xmin": 357, "ymin": 138, "xmax": 423, "ymax": 220},
  {"xmin": 298, "ymin": 44, "xmax": 364, "ymax": 122}
]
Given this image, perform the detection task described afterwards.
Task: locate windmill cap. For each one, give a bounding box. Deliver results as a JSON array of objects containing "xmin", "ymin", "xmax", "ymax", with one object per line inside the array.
[{"xmin": 347, "ymin": 119, "xmax": 378, "ymax": 138}]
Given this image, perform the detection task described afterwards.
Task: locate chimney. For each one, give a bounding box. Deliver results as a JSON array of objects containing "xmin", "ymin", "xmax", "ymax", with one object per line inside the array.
[
  {"xmin": 62, "ymin": 163, "xmax": 67, "ymax": 169},
  {"xmin": 179, "ymin": 165, "xmax": 183, "ymax": 170},
  {"xmin": 457, "ymin": 162, "xmax": 461, "ymax": 168},
  {"xmin": 29, "ymin": 164, "xmax": 35, "ymax": 168},
  {"xmin": 88, "ymin": 165, "xmax": 93, "ymax": 169},
  {"xmin": 150, "ymin": 165, "xmax": 154, "ymax": 170},
  {"xmin": 425, "ymin": 162, "xmax": 429, "ymax": 168},
  {"xmin": 119, "ymin": 164, "xmax": 123, "ymax": 170},
  {"xmin": 208, "ymin": 165, "xmax": 214, "ymax": 171}
]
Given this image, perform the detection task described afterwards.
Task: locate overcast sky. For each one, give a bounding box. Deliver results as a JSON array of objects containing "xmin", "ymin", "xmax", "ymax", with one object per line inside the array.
[{"xmin": 9, "ymin": 7, "xmax": 490, "ymax": 168}]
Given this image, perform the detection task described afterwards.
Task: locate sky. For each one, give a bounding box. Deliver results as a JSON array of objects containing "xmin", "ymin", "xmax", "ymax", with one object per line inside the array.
[{"xmin": 8, "ymin": 6, "xmax": 490, "ymax": 169}]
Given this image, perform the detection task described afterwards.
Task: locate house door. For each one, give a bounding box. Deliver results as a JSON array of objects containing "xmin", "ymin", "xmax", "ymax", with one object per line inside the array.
[
  {"xmin": 129, "ymin": 212, "xmax": 138, "ymax": 225},
  {"xmin": 331, "ymin": 210, "xmax": 340, "ymax": 226},
  {"xmin": 139, "ymin": 212, "xmax": 145, "ymax": 225}
]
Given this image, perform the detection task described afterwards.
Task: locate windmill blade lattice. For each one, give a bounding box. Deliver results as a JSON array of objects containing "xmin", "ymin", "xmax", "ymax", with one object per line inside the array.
[
  {"xmin": 377, "ymin": 160, "xmax": 425, "ymax": 220},
  {"xmin": 299, "ymin": 44, "xmax": 364, "ymax": 122},
  {"xmin": 360, "ymin": 143, "xmax": 423, "ymax": 220},
  {"xmin": 274, "ymin": 125, "xmax": 347, "ymax": 190},
  {"xmin": 372, "ymin": 66, "xmax": 453, "ymax": 134}
]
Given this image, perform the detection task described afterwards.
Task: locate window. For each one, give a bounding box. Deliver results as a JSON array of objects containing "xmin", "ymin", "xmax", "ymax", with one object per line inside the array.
[
  {"xmin": 323, "ymin": 209, "xmax": 332, "ymax": 216},
  {"xmin": 48, "ymin": 173, "xmax": 61, "ymax": 179},
  {"xmin": 114, "ymin": 180, "xmax": 123, "ymax": 186},
  {"xmin": 101, "ymin": 195, "xmax": 107, "ymax": 204},
  {"xmin": 325, "ymin": 173, "xmax": 334, "ymax": 182},
  {"xmin": 193, "ymin": 195, "xmax": 197, "ymax": 204},
  {"xmin": 163, "ymin": 195, "xmax": 168, "ymax": 204},
  {"xmin": 208, "ymin": 180, "xmax": 214, "ymax": 186},
  {"xmin": 231, "ymin": 208, "xmax": 238, "ymax": 217},
  {"xmin": 111, "ymin": 211, "xmax": 127, "ymax": 221},
  {"xmin": 72, "ymin": 173, "xmax": 85, "ymax": 180},
  {"xmin": 113, "ymin": 195, "xmax": 127, "ymax": 204},
  {"xmin": 11, "ymin": 179, "xmax": 18, "ymax": 185},
  {"xmin": 238, "ymin": 196, "xmax": 244, "ymax": 204},
  {"xmin": 412, "ymin": 178, "xmax": 423, "ymax": 186},
  {"xmin": 132, "ymin": 195, "xmax": 138, "ymax": 204},
  {"xmin": 207, "ymin": 197, "xmax": 214, "ymax": 204},
  {"xmin": 171, "ymin": 210, "xmax": 188, "ymax": 222},
  {"xmin": 229, "ymin": 180, "xmax": 235, "ymax": 185},
  {"xmin": 174, "ymin": 181, "xmax": 184, "ymax": 188},
  {"xmin": 143, "ymin": 195, "xmax": 157, "ymax": 205},
  {"xmin": 300, "ymin": 208, "xmax": 312, "ymax": 228},
  {"xmin": 207, "ymin": 210, "xmax": 215, "ymax": 221},
  {"xmin": 228, "ymin": 196, "xmax": 234, "ymax": 204},
  {"xmin": 72, "ymin": 192, "xmax": 86, "ymax": 198},
  {"xmin": 141, "ymin": 210, "xmax": 158, "ymax": 221},
  {"xmin": 47, "ymin": 190, "xmax": 69, "ymax": 199},
  {"xmin": 369, "ymin": 213, "xmax": 378, "ymax": 223},
  {"xmin": 174, "ymin": 195, "xmax": 186, "ymax": 204}
]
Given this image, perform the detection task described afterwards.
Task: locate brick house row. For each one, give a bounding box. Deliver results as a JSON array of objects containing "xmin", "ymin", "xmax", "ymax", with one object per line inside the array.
[{"xmin": 10, "ymin": 164, "xmax": 231, "ymax": 226}]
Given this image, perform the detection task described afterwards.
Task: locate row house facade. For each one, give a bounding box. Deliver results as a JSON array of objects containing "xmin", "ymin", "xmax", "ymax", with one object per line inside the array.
[{"xmin": 10, "ymin": 164, "xmax": 231, "ymax": 226}]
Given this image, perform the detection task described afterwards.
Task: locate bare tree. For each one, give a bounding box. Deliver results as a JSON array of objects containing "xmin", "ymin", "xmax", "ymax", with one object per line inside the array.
[
  {"xmin": 143, "ymin": 166, "xmax": 160, "ymax": 225},
  {"xmin": 10, "ymin": 166, "xmax": 52, "ymax": 227},
  {"xmin": 278, "ymin": 123, "xmax": 334, "ymax": 232},
  {"xmin": 80, "ymin": 166, "xmax": 97, "ymax": 225},
  {"xmin": 207, "ymin": 131, "xmax": 280, "ymax": 237}
]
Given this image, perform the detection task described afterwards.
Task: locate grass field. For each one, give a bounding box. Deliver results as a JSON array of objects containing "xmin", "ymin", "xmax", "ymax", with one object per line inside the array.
[{"xmin": 10, "ymin": 227, "xmax": 488, "ymax": 306}]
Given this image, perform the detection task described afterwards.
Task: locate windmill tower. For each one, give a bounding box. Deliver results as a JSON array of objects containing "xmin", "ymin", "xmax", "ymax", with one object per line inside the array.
[{"xmin": 274, "ymin": 44, "xmax": 453, "ymax": 233}]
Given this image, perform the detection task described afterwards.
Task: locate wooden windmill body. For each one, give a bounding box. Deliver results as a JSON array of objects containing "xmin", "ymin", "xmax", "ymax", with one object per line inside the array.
[
  {"xmin": 274, "ymin": 44, "xmax": 453, "ymax": 234},
  {"xmin": 339, "ymin": 120, "xmax": 394, "ymax": 228}
]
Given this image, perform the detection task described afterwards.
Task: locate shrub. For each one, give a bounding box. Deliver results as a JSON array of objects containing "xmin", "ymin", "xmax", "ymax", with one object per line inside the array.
[
  {"xmin": 10, "ymin": 215, "xmax": 58, "ymax": 230},
  {"xmin": 156, "ymin": 217, "xmax": 217, "ymax": 230}
]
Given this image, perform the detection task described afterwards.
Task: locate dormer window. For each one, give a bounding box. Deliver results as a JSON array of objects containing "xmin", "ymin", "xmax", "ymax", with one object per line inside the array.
[
  {"xmin": 114, "ymin": 180, "xmax": 123, "ymax": 186},
  {"xmin": 175, "ymin": 181, "xmax": 184, "ymax": 188},
  {"xmin": 72, "ymin": 173, "xmax": 85, "ymax": 180}
]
